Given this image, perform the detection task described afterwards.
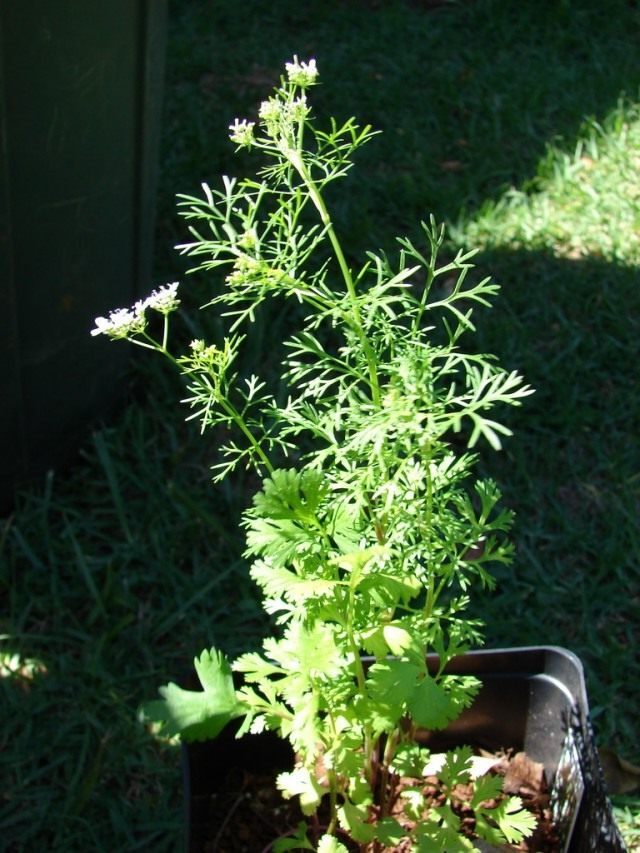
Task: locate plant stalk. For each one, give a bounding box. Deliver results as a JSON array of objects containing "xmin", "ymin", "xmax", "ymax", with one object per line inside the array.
[{"xmin": 285, "ymin": 147, "xmax": 382, "ymax": 408}]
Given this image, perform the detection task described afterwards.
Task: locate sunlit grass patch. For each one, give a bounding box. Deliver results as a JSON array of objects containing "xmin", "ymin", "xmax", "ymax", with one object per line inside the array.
[{"xmin": 455, "ymin": 99, "xmax": 640, "ymax": 264}]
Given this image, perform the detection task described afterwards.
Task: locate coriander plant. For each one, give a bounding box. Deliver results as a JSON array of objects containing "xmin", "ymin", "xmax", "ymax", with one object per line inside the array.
[{"xmin": 93, "ymin": 57, "xmax": 535, "ymax": 852}]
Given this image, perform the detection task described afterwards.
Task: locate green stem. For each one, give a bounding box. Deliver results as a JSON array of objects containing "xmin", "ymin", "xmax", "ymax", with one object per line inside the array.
[
  {"xmin": 285, "ymin": 148, "xmax": 381, "ymax": 408},
  {"xmin": 326, "ymin": 770, "xmax": 339, "ymax": 836},
  {"xmin": 424, "ymin": 574, "xmax": 436, "ymax": 619},
  {"xmin": 423, "ymin": 441, "xmax": 436, "ymax": 618},
  {"xmin": 379, "ymin": 729, "xmax": 400, "ymax": 818},
  {"xmin": 220, "ymin": 396, "xmax": 275, "ymax": 475},
  {"xmin": 323, "ymin": 707, "xmax": 341, "ymax": 836},
  {"xmin": 136, "ymin": 330, "xmax": 274, "ymax": 475},
  {"xmin": 161, "ymin": 313, "xmax": 170, "ymax": 352},
  {"xmin": 345, "ymin": 582, "xmax": 375, "ymax": 785}
]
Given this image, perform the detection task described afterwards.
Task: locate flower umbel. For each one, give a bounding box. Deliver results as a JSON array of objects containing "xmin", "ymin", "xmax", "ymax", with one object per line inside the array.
[
  {"xmin": 290, "ymin": 95, "xmax": 310, "ymax": 123},
  {"xmin": 143, "ymin": 282, "xmax": 180, "ymax": 314},
  {"xmin": 285, "ymin": 56, "xmax": 318, "ymax": 88},
  {"xmin": 229, "ymin": 118, "xmax": 256, "ymax": 148},
  {"xmin": 91, "ymin": 304, "xmax": 146, "ymax": 340},
  {"xmin": 91, "ymin": 282, "xmax": 179, "ymax": 341}
]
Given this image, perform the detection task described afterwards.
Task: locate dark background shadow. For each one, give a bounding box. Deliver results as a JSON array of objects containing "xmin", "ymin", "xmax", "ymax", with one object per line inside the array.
[{"xmin": 466, "ymin": 249, "xmax": 638, "ymax": 728}]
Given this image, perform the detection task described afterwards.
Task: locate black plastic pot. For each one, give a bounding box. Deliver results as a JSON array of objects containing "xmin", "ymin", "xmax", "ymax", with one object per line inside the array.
[{"xmin": 183, "ymin": 646, "xmax": 626, "ymax": 852}]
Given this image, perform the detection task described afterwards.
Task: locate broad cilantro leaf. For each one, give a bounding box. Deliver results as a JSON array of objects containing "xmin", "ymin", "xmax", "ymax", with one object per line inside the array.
[
  {"xmin": 277, "ymin": 766, "xmax": 327, "ymax": 815},
  {"xmin": 357, "ymin": 696, "xmax": 402, "ymax": 737},
  {"xmin": 348, "ymin": 774, "xmax": 373, "ymax": 806},
  {"xmin": 245, "ymin": 516, "xmax": 318, "ymax": 565},
  {"xmin": 244, "ymin": 470, "xmax": 329, "ymax": 565},
  {"xmin": 389, "ymin": 741, "xmax": 431, "ymax": 777},
  {"xmin": 332, "ymin": 545, "xmax": 387, "ymax": 588},
  {"xmin": 473, "ymin": 812, "xmax": 507, "ymax": 848},
  {"xmin": 326, "ymin": 732, "xmax": 365, "ymax": 780},
  {"xmin": 366, "ymin": 659, "xmax": 420, "ymax": 705},
  {"xmin": 491, "ymin": 796, "xmax": 537, "ymax": 844},
  {"xmin": 264, "ymin": 621, "xmax": 343, "ymax": 680},
  {"xmin": 358, "ymin": 571, "xmax": 421, "ymax": 605},
  {"xmin": 382, "ymin": 624, "xmax": 413, "ymax": 655},
  {"xmin": 233, "ymin": 683, "xmax": 290, "ymax": 738},
  {"xmin": 288, "ymin": 690, "xmax": 321, "ymax": 760},
  {"xmin": 470, "ymin": 773, "xmax": 503, "ymax": 808},
  {"xmin": 413, "ymin": 820, "xmax": 475, "ymax": 852},
  {"xmin": 412, "ymin": 835, "xmax": 447, "ymax": 853},
  {"xmin": 250, "ymin": 559, "xmax": 337, "ymax": 601},
  {"xmin": 327, "ymin": 502, "xmax": 361, "ymax": 553},
  {"xmin": 244, "ymin": 469, "xmax": 328, "ymax": 565},
  {"xmin": 317, "ymin": 835, "xmax": 348, "ymax": 853},
  {"xmin": 359, "ymin": 625, "xmax": 392, "ymax": 658},
  {"xmin": 141, "ymin": 648, "xmax": 243, "ymax": 741},
  {"xmin": 338, "ymin": 799, "xmax": 375, "ymax": 843},
  {"xmin": 374, "ymin": 817, "xmax": 407, "ymax": 848},
  {"xmin": 251, "ymin": 468, "xmax": 327, "ymax": 521},
  {"xmin": 443, "ymin": 675, "xmax": 481, "ymax": 718},
  {"xmin": 407, "ymin": 673, "xmax": 458, "ymax": 730},
  {"xmin": 273, "ymin": 822, "xmax": 314, "ymax": 851},
  {"xmin": 473, "ymin": 780, "xmax": 537, "ymax": 846},
  {"xmin": 233, "ymin": 650, "xmax": 284, "ymax": 681}
]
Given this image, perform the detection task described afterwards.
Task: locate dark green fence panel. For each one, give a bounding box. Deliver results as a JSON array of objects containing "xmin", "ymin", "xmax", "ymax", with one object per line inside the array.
[{"xmin": 0, "ymin": 0, "xmax": 167, "ymax": 509}]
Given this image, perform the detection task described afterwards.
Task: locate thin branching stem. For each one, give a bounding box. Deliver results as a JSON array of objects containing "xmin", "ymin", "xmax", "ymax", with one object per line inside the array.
[{"xmin": 285, "ymin": 147, "xmax": 382, "ymax": 408}]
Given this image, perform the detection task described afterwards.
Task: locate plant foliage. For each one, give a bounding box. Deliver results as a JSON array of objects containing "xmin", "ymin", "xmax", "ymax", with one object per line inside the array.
[{"xmin": 94, "ymin": 57, "xmax": 535, "ymax": 851}]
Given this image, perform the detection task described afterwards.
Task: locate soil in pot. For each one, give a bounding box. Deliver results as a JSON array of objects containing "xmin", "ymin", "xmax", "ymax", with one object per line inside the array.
[
  {"xmin": 184, "ymin": 648, "xmax": 626, "ymax": 851},
  {"xmin": 194, "ymin": 747, "xmax": 560, "ymax": 852}
]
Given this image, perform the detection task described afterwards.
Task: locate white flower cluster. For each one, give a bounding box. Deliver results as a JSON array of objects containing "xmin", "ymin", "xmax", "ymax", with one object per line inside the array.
[
  {"xmin": 229, "ymin": 118, "xmax": 255, "ymax": 147},
  {"xmin": 230, "ymin": 59, "xmax": 316, "ymax": 148},
  {"xmin": 258, "ymin": 98, "xmax": 281, "ymax": 125},
  {"xmin": 91, "ymin": 305, "xmax": 146, "ymax": 339},
  {"xmin": 290, "ymin": 94, "xmax": 309, "ymax": 122},
  {"xmin": 91, "ymin": 282, "xmax": 180, "ymax": 339},
  {"xmin": 285, "ymin": 56, "xmax": 318, "ymax": 88},
  {"xmin": 258, "ymin": 93, "xmax": 309, "ymax": 141},
  {"xmin": 143, "ymin": 281, "xmax": 180, "ymax": 314}
]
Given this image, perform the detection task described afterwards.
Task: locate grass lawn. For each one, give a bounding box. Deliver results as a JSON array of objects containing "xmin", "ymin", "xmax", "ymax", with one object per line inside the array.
[{"xmin": 1, "ymin": 1, "xmax": 639, "ymax": 849}]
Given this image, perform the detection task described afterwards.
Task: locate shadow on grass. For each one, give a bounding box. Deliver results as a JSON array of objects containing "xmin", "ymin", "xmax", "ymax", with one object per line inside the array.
[
  {"xmin": 463, "ymin": 246, "xmax": 639, "ymax": 752},
  {"xmin": 0, "ymin": 650, "xmax": 183, "ymax": 851},
  {"xmin": 0, "ymin": 408, "xmax": 268, "ymax": 850}
]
